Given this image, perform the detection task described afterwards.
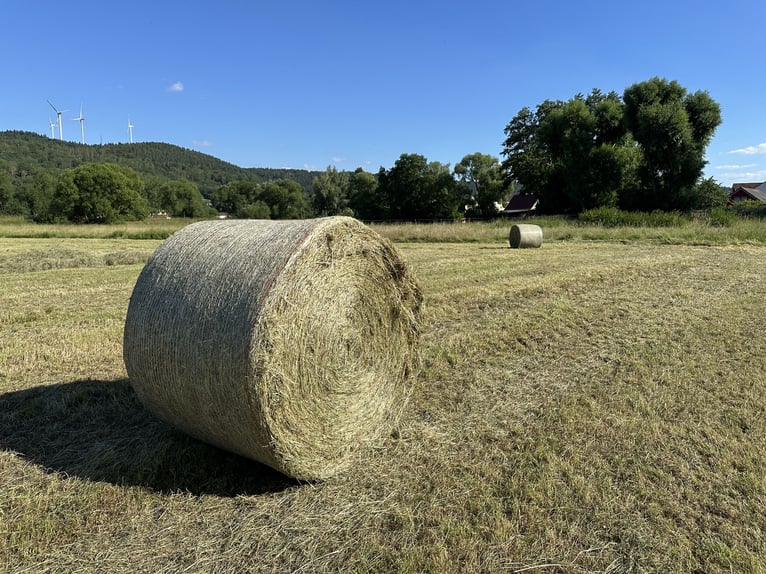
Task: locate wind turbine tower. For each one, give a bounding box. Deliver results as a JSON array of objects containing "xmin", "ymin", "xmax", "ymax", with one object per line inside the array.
[
  {"xmin": 47, "ymin": 100, "xmax": 66, "ymax": 141},
  {"xmin": 128, "ymin": 117, "xmax": 134, "ymax": 144},
  {"xmin": 49, "ymin": 119, "xmax": 56, "ymax": 139},
  {"xmin": 73, "ymin": 104, "xmax": 86, "ymax": 144}
]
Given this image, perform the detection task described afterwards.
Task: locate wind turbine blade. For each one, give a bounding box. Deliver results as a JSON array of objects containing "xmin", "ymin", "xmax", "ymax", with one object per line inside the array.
[{"xmin": 47, "ymin": 100, "xmax": 58, "ymax": 112}]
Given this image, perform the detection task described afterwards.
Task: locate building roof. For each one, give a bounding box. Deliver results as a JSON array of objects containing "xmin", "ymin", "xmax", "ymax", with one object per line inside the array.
[
  {"xmin": 502, "ymin": 195, "xmax": 539, "ymax": 214},
  {"xmin": 732, "ymin": 182, "xmax": 764, "ymax": 191},
  {"xmin": 732, "ymin": 186, "xmax": 766, "ymax": 203}
]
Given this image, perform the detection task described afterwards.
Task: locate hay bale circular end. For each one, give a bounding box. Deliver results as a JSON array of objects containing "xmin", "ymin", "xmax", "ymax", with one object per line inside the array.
[
  {"xmin": 509, "ymin": 223, "xmax": 543, "ymax": 249},
  {"xmin": 123, "ymin": 217, "xmax": 422, "ymax": 480}
]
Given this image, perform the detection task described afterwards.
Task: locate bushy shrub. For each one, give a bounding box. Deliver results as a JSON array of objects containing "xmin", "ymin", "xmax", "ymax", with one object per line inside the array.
[
  {"xmin": 48, "ymin": 163, "xmax": 148, "ymax": 224},
  {"xmin": 706, "ymin": 207, "xmax": 737, "ymax": 227},
  {"xmin": 578, "ymin": 207, "xmax": 688, "ymax": 227},
  {"xmin": 731, "ymin": 200, "xmax": 766, "ymax": 219},
  {"xmin": 237, "ymin": 201, "xmax": 271, "ymax": 219},
  {"xmin": 577, "ymin": 207, "xmax": 621, "ymax": 226}
]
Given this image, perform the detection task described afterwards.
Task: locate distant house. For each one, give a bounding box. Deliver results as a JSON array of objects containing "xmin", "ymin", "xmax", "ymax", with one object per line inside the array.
[
  {"xmin": 730, "ymin": 182, "xmax": 766, "ymax": 203},
  {"xmin": 501, "ymin": 195, "xmax": 539, "ymax": 217}
]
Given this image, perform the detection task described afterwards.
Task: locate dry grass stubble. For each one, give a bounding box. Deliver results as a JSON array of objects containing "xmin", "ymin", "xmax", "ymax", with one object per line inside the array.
[{"xmin": 1, "ymin": 237, "xmax": 766, "ymax": 572}]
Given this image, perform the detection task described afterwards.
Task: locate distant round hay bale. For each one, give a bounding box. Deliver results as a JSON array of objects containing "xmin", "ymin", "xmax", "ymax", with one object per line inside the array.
[
  {"xmin": 123, "ymin": 217, "xmax": 422, "ymax": 480},
  {"xmin": 509, "ymin": 223, "xmax": 543, "ymax": 249}
]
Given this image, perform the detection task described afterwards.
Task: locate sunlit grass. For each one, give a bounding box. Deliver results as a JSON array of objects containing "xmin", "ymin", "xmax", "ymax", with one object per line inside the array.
[
  {"xmin": 2, "ymin": 223, "xmax": 766, "ymax": 571},
  {"xmin": 3, "ymin": 212, "xmax": 766, "ymax": 245},
  {"xmin": 373, "ymin": 215, "xmax": 766, "ymax": 245},
  {"xmin": 0, "ymin": 215, "xmax": 193, "ymax": 239}
]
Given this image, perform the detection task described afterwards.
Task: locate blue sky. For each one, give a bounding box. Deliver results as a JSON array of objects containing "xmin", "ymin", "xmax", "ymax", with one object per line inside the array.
[{"xmin": 2, "ymin": 0, "xmax": 764, "ymax": 186}]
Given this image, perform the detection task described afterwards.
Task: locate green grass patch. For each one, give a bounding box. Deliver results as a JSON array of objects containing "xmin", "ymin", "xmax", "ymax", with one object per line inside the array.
[
  {"xmin": 730, "ymin": 200, "xmax": 766, "ymax": 219},
  {"xmin": 578, "ymin": 206, "xmax": 689, "ymax": 227}
]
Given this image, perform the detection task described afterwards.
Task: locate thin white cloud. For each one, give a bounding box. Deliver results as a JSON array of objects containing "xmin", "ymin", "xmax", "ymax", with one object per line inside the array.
[
  {"xmin": 192, "ymin": 140, "xmax": 213, "ymax": 148},
  {"xmin": 331, "ymin": 156, "xmax": 346, "ymax": 163},
  {"xmin": 167, "ymin": 81, "xmax": 185, "ymax": 93},
  {"xmin": 715, "ymin": 163, "xmax": 757, "ymax": 170},
  {"xmin": 715, "ymin": 168, "xmax": 766, "ymax": 181},
  {"xmin": 728, "ymin": 143, "xmax": 766, "ymax": 155}
]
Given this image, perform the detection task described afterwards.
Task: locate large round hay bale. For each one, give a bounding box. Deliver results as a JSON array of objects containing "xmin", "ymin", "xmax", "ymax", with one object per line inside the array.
[
  {"xmin": 123, "ymin": 217, "xmax": 422, "ymax": 480},
  {"xmin": 509, "ymin": 223, "xmax": 543, "ymax": 248}
]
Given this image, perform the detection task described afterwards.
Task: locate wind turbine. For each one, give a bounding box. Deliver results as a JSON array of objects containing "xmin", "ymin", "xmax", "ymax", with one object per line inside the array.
[
  {"xmin": 47, "ymin": 100, "xmax": 67, "ymax": 141},
  {"xmin": 127, "ymin": 116, "xmax": 134, "ymax": 144},
  {"xmin": 49, "ymin": 118, "xmax": 56, "ymax": 138},
  {"xmin": 73, "ymin": 103, "xmax": 86, "ymax": 144}
]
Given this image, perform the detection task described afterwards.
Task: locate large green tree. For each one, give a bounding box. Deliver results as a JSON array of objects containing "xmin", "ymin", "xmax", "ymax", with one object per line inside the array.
[
  {"xmin": 48, "ymin": 163, "xmax": 148, "ymax": 223},
  {"xmin": 622, "ymin": 77, "xmax": 721, "ymax": 210},
  {"xmin": 156, "ymin": 179, "xmax": 214, "ymax": 218},
  {"xmin": 502, "ymin": 90, "xmax": 641, "ymax": 213},
  {"xmin": 538, "ymin": 91, "xmax": 641, "ymax": 212},
  {"xmin": 312, "ymin": 166, "xmax": 351, "ymax": 216},
  {"xmin": 258, "ymin": 179, "xmax": 313, "ymax": 219},
  {"xmin": 211, "ymin": 179, "xmax": 312, "ymax": 219},
  {"xmin": 17, "ymin": 171, "xmax": 57, "ymax": 221},
  {"xmin": 501, "ymin": 79, "xmax": 721, "ymax": 213},
  {"xmin": 0, "ymin": 160, "xmax": 48, "ymax": 217},
  {"xmin": 454, "ymin": 152, "xmax": 507, "ymax": 218},
  {"xmin": 500, "ymin": 100, "xmax": 561, "ymax": 207},
  {"xmin": 378, "ymin": 154, "xmax": 461, "ymax": 221},
  {"xmin": 210, "ymin": 181, "xmax": 258, "ymax": 214},
  {"xmin": 0, "ymin": 160, "xmax": 12, "ymax": 214},
  {"xmin": 348, "ymin": 168, "xmax": 384, "ymax": 220}
]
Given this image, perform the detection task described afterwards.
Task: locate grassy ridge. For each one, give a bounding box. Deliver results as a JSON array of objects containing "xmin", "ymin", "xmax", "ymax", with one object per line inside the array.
[{"xmin": 2, "ymin": 227, "xmax": 766, "ymax": 572}]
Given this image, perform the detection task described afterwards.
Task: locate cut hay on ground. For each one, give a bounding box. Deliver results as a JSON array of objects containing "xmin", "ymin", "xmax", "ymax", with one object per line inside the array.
[
  {"xmin": 509, "ymin": 223, "xmax": 543, "ymax": 248},
  {"xmin": 123, "ymin": 217, "xmax": 422, "ymax": 480}
]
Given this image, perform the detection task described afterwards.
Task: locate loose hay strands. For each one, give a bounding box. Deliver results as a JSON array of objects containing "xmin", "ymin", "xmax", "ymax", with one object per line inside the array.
[
  {"xmin": 123, "ymin": 217, "xmax": 422, "ymax": 480},
  {"xmin": 509, "ymin": 224, "xmax": 543, "ymax": 249}
]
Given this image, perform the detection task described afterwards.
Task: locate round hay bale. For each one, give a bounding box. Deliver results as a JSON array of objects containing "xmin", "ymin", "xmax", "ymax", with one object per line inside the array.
[
  {"xmin": 123, "ymin": 217, "xmax": 422, "ymax": 480},
  {"xmin": 509, "ymin": 223, "xmax": 543, "ymax": 249}
]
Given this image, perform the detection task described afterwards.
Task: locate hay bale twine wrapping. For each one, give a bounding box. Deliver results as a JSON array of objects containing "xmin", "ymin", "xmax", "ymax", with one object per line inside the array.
[
  {"xmin": 509, "ymin": 223, "xmax": 543, "ymax": 249},
  {"xmin": 123, "ymin": 217, "xmax": 422, "ymax": 480}
]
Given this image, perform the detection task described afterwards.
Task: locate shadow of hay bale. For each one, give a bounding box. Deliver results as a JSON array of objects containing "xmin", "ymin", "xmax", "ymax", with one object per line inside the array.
[{"xmin": 0, "ymin": 379, "xmax": 297, "ymax": 496}]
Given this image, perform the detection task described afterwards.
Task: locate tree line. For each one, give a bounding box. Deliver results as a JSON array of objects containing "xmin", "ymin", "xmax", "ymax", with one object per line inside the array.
[
  {"xmin": 0, "ymin": 162, "xmax": 217, "ymax": 223},
  {"xmin": 214, "ymin": 152, "xmax": 508, "ymax": 222},
  {"xmin": 0, "ymin": 151, "xmax": 509, "ymax": 223},
  {"xmin": 0, "ymin": 77, "xmax": 729, "ymax": 223}
]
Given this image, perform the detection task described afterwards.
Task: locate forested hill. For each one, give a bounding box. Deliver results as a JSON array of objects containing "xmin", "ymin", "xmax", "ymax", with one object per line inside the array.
[{"xmin": 0, "ymin": 130, "xmax": 321, "ymax": 196}]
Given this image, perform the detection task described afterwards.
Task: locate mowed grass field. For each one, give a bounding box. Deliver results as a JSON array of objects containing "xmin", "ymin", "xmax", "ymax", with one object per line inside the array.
[{"xmin": 2, "ymin": 219, "xmax": 766, "ymax": 573}]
